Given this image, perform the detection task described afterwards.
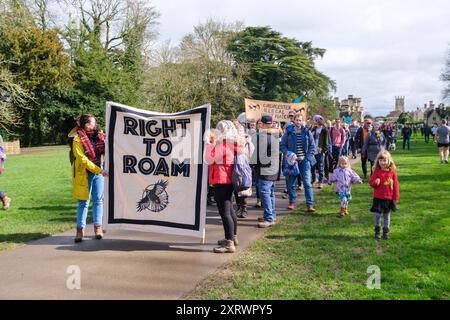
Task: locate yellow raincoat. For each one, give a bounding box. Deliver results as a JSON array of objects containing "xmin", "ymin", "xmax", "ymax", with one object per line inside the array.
[{"xmin": 68, "ymin": 127, "xmax": 102, "ymax": 200}]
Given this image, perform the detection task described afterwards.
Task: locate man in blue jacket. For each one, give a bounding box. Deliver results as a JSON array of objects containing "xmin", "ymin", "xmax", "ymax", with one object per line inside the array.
[{"xmin": 280, "ymin": 114, "xmax": 317, "ymax": 212}]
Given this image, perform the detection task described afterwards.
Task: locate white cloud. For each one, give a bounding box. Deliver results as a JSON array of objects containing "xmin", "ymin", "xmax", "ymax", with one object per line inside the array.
[{"xmin": 151, "ymin": 0, "xmax": 450, "ymax": 115}]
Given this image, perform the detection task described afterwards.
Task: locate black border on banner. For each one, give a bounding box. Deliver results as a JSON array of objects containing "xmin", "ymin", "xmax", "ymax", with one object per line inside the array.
[{"xmin": 107, "ymin": 104, "xmax": 207, "ymax": 231}]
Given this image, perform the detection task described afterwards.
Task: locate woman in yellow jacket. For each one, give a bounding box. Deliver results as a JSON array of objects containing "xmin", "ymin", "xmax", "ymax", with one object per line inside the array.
[{"xmin": 68, "ymin": 114, "xmax": 109, "ymax": 243}]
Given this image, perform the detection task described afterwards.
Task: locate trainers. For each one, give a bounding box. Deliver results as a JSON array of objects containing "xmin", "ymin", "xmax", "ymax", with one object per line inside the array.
[
  {"xmin": 213, "ymin": 240, "xmax": 236, "ymax": 253},
  {"xmin": 236, "ymin": 207, "xmax": 248, "ymax": 219},
  {"xmin": 306, "ymin": 206, "xmax": 316, "ymax": 213},
  {"xmin": 257, "ymin": 217, "xmax": 265, "ymax": 222},
  {"xmin": 287, "ymin": 204, "xmax": 296, "ymax": 210},
  {"xmin": 318, "ymin": 183, "xmax": 323, "ymax": 189},
  {"xmin": 298, "ymin": 185, "xmax": 303, "ymax": 191},
  {"xmin": 218, "ymin": 236, "xmax": 238, "ymax": 246},
  {"xmin": 445, "ymin": 160, "xmax": 449, "ymax": 164},
  {"xmin": 254, "ymin": 200, "xmax": 261, "ymax": 208},
  {"xmin": 258, "ymin": 220, "xmax": 275, "ymax": 228},
  {"xmin": 282, "ymin": 194, "xmax": 288, "ymax": 199},
  {"xmin": 94, "ymin": 225, "xmax": 103, "ymax": 240},
  {"xmin": 2, "ymin": 196, "xmax": 11, "ymax": 210},
  {"xmin": 338, "ymin": 207, "xmax": 345, "ymax": 218},
  {"xmin": 74, "ymin": 228, "xmax": 84, "ymax": 243}
]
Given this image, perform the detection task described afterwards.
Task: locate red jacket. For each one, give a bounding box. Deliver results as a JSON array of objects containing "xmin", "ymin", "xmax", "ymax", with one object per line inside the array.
[
  {"xmin": 369, "ymin": 169, "xmax": 400, "ymax": 202},
  {"xmin": 205, "ymin": 141, "xmax": 243, "ymax": 185}
]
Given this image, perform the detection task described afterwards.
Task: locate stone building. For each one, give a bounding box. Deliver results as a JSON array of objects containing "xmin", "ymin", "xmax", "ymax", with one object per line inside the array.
[
  {"xmin": 385, "ymin": 96, "xmax": 405, "ymax": 122},
  {"xmin": 334, "ymin": 95, "xmax": 364, "ymax": 122},
  {"xmin": 425, "ymin": 103, "xmax": 450, "ymax": 126}
]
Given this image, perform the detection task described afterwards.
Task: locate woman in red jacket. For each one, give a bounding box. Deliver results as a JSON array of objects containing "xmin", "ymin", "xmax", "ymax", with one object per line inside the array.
[
  {"xmin": 369, "ymin": 150, "xmax": 400, "ymax": 240},
  {"xmin": 205, "ymin": 120, "xmax": 243, "ymax": 253}
]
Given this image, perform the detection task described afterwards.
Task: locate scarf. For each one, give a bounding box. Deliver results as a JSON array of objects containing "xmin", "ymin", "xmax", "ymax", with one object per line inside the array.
[{"xmin": 77, "ymin": 128, "xmax": 105, "ymax": 167}]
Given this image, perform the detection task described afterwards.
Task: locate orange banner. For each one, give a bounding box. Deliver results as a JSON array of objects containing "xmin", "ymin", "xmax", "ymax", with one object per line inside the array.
[{"xmin": 245, "ymin": 98, "xmax": 307, "ymax": 122}]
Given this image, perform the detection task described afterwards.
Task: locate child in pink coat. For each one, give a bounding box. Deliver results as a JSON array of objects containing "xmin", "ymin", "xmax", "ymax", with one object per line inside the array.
[{"xmin": 328, "ymin": 156, "xmax": 362, "ymax": 217}]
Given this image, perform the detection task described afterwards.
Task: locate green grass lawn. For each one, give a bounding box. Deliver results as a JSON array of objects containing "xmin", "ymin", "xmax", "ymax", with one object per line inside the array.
[
  {"xmin": 0, "ymin": 148, "xmax": 77, "ymax": 251},
  {"xmin": 187, "ymin": 139, "xmax": 450, "ymax": 299}
]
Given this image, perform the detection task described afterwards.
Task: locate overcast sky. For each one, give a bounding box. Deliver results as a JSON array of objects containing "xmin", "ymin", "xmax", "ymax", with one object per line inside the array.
[{"xmin": 150, "ymin": 0, "xmax": 450, "ymax": 116}]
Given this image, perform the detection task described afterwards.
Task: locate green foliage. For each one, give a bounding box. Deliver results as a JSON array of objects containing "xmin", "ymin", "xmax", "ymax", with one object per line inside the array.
[
  {"xmin": 228, "ymin": 26, "xmax": 335, "ymax": 102},
  {"xmin": 305, "ymin": 91, "xmax": 338, "ymax": 119},
  {"xmin": 398, "ymin": 112, "xmax": 412, "ymax": 124},
  {"xmin": 144, "ymin": 19, "xmax": 250, "ymax": 125}
]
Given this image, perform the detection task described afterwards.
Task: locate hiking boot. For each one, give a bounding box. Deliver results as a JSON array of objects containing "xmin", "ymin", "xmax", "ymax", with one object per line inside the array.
[
  {"xmin": 306, "ymin": 206, "xmax": 316, "ymax": 213},
  {"xmin": 258, "ymin": 220, "xmax": 275, "ymax": 228},
  {"xmin": 213, "ymin": 240, "xmax": 236, "ymax": 253},
  {"xmin": 287, "ymin": 204, "xmax": 296, "ymax": 210},
  {"xmin": 94, "ymin": 225, "xmax": 103, "ymax": 240},
  {"xmin": 344, "ymin": 208, "xmax": 349, "ymax": 216},
  {"xmin": 382, "ymin": 227, "xmax": 390, "ymax": 240},
  {"xmin": 339, "ymin": 207, "xmax": 345, "ymax": 218},
  {"xmin": 2, "ymin": 196, "xmax": 11, "ymax": 210},
  {"xmin": 374, "ymin": 226, "xmax": 381, "ymax": 240},
  {"xmin": 218, "ymin": 235, "xmax": 238, "ymax": 246},
  {"xmin": 74, "ymin": 228, "xmax": 84, "ymax": 243}
]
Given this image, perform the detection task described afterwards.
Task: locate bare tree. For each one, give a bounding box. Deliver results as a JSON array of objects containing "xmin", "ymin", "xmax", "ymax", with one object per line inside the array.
[
  {"xmin": 0, "ymin": 68, "xmax": 32, "ymax": 133},
  {"xmin": 59, "ymin": 0, "xmax": 159, "ymax": 52},
  {"xmin": 441, "ymin": 46, "xmax": 450, "ymax": 101}
]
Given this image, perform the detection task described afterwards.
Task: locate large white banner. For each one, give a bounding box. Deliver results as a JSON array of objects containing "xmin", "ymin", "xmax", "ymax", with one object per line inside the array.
[{"xmin": 103, "ymin": 102, "xmax": 210, "ymax": 238}]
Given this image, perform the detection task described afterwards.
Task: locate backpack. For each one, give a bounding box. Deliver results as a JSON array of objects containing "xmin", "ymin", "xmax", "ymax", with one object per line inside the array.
[{"xmin": 231, "ymin": 152, "xmax": 252, "ymax": 192}]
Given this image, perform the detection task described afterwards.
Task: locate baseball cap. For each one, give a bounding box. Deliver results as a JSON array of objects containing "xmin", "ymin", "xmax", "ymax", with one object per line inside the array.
[{"xmin": 261, "ymin": 115, "xmax": 273, "ymax": 124}]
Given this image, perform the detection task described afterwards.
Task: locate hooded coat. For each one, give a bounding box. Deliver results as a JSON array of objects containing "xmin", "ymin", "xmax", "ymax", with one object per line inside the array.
[{"xmin": 68, "ymin": 127, "xmax": 103, "ymax": 200}]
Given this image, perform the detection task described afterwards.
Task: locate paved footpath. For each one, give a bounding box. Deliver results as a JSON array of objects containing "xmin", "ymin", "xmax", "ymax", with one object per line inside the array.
[{"xmin": 0, "ymin": 180, "xmax": 301, "ymax": 300}]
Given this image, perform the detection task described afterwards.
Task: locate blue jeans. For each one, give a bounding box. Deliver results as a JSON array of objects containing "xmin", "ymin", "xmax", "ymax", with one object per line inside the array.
[
  {"xmin": 287, "ymin": 161, "xmax": 314, "ymax": 206},
  {"xmin": 77, "ymin": 173, "xmax": 104, "ymax": 229},
  {"xmin": 311, "ymin": 153, "xmax": 325, "ymax": 183},
  {"xmin": 257, "ymin": 179, "xmax": 276, "ymax": 222}
]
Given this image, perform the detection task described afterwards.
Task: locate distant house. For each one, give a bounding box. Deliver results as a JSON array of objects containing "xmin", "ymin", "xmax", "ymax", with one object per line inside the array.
[{"xmin": 425, "ymin": 105, "xmax": 450, "ymax": 126}]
